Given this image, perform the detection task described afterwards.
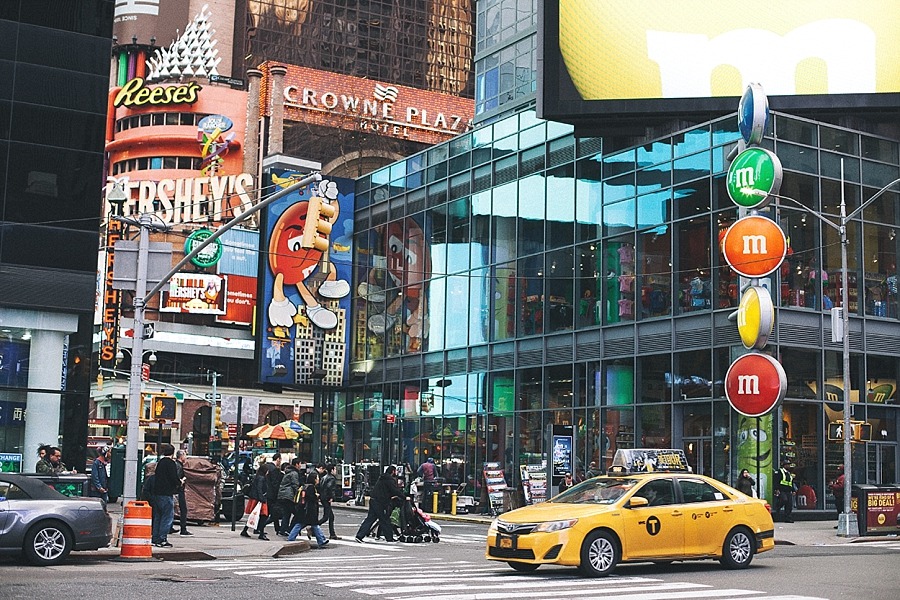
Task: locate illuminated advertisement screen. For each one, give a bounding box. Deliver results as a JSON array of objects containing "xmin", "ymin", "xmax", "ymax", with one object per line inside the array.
[{"xmin": 540, "ymin": 1, "xmax": 900, "ymax": 127}]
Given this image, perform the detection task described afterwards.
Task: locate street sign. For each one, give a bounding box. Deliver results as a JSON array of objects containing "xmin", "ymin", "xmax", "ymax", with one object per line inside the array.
[
  {"xmin": 151, "ymin": 395, "xmax": 176, "ymax": 420},
  {"xmin": 737, "ymin": 286, "xmax": 774, "ymax": 349},
  {"xmin": 722, "ymin": 215, "xmax": 787, "ymax": 278},
  {"xmin": 141, "ymin": 363, "xmax": 151, "ymax": 382},
  {"xmin": 725, "ymin": 353, "xmax": 787, "ymax": 417},
  {"xmin": 204, "ymin": 392, "xmax": 222, "ymax": 400},
  {"xmin": 727, "ymin": 147, "xmax": 783, "ymax": 209},
  {"xmin": 143, "ymin": 323, "xmax": 155, "ymax": 339}
]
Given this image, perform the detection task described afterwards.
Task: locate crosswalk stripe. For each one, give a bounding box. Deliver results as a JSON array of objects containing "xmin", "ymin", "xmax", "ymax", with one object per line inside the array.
[
  {"xmin": 377, "ymin": 580, "xmax": 707, "ymax": 600},
  {"xmin": 324, "ymin": 571, "xmax": 534, "ymax": 586},
  {"xmin": 578, "ymin": 590, "xmax": 762, "ymax": 600},
  {"xmin": 720, "ymin": 597, "xmax": 829, "ymax": 600}
]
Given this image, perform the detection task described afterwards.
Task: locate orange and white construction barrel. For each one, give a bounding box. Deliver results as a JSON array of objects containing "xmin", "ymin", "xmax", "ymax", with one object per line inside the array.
[{"xmin": 120, "ymin": 500, "xmax": 153, "ymax": 559}]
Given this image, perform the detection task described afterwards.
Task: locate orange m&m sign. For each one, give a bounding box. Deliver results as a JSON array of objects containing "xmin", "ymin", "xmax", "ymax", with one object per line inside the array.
[{"xmin": 722, "ymin": 215, "xmax": 786, "ymax": 278}]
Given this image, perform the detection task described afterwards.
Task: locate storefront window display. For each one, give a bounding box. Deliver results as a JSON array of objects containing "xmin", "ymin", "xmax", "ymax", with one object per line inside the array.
[
  {"xmin": 676, "ymin": 215, "xmax": 712, "ymax": 314},
  {"xmin": 603, "ymin": 236, "xmax": 635, "ymax": 324},
  {"xmin": 637, "ymin": 226, "xmax": 672, "ymax": 318},
  {"xmin": 865, "ymin": 355, "xmax": 898, "ymax": 405},
  {"xmin": 779, "ymin": 402, "xmax": 821, "ymax": 509},
  {"xmin": 862, "ymin": 222, "xmax": 898, "ymax": 318},
  {"xmin": 673, "ymin": 350, "xmax": 714, "ymax": 400}
]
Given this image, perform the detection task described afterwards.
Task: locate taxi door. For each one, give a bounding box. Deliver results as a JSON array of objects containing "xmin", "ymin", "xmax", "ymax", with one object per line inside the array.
[
  {"xmin": 677, "ymin": 477, "xmax": 738, "ymax": 556},
  {"xmin": 621, "ymin": 478, "xmax": 684, "ymax": 559}
]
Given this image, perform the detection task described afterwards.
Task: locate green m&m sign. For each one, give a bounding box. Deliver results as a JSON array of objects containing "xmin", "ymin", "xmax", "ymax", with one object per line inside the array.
[{"xmin": 726, "ymin": 147, "xmax": 783, "ymax": 210}]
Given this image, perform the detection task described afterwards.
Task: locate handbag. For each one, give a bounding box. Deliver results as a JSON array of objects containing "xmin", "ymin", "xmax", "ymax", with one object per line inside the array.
[{"xmin": 246, "ymin": 501, "xmax": 262, "ymax": 529}]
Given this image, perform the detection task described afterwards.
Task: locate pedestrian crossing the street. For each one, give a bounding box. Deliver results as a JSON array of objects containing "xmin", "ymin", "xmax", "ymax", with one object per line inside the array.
[{"xmin": 180, "ymin": 555, "xmax": 831, "ymax": 600}]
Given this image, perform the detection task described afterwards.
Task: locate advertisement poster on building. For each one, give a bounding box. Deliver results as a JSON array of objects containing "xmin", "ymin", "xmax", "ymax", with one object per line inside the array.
[
  {"xmin": 736, "ymin": 413, "xmax": 774, "ymax": 502},
  {"xmin": 0, "ymin": 452, "xmax": 22, "ymax": 473},
  {"xmin": 259, "ymin": 172, "xmax": 354, "ymax": 386}
]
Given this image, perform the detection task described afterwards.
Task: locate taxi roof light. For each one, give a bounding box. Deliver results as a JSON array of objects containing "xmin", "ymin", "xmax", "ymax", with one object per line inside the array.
[{"xmin": 607, "ymin": 448, "xmax": 692, "ymax": 475}]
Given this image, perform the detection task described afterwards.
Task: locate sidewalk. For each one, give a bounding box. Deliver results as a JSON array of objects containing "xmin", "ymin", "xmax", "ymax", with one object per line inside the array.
[{"xmin": 93, "ymin": 501, "xmax": 891, "ymax": 562}]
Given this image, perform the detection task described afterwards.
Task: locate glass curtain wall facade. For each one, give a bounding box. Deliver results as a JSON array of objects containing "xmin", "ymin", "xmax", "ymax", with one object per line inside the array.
[
  {"xmin": 328, "ymin": 108, "xmax": 900, "ymax": 508},
  {"xmin": 0, "ymin": 1, "xmax": 112, "ymax": 469}
]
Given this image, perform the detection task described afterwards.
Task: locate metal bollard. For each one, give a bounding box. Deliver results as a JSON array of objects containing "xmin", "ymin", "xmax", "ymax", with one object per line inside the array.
[
  {"xmin": 431, "ymin": 490, "xmax": 439, "ymax": 513},
  {"xmin": 451, "ymin": 489, "xmax": 457, "ymax": 515}
]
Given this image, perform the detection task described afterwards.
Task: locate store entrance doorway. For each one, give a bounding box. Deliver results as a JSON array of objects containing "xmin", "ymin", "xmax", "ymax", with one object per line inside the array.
[
  {"xmin": 683, "ymin": 437, "xmax": 712, "ymax": 477},
  {"xmin": 867, "ymin": 443, "xmax": 897, "ymax": 485}
]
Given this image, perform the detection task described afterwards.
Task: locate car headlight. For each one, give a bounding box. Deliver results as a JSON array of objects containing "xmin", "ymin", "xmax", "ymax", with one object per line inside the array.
[
  {"xmin": 488, "ymin": 519, "xmax": 499, "ymax": 533},
  {"xmin": 533, "ymin": 519, "xmax": 578, "ymax": 533}
]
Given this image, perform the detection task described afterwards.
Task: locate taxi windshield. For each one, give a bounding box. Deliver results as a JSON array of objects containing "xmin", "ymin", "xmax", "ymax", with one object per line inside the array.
[{"xmin": 551, "ymin": 477, "xmax": 638, "ymax": 504}]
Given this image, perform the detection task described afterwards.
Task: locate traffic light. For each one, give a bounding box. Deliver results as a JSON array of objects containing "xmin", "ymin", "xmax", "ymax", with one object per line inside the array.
[
  {"xmin": 215, "ymin": 404, "xmax": 222, "ymax": 428},
  {"xmin": 300, "ymin": 196, "xmax": 335, "ymax": 251}
]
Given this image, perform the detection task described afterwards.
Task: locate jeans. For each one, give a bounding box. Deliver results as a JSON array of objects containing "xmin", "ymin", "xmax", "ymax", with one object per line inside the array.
[
  {"xmin": 151, "ymin": 495, "xmax": 175, "ymax": 543},
  {"xmin": 288, "ymin": 522, "xmax": 326, "ymax": 546}
]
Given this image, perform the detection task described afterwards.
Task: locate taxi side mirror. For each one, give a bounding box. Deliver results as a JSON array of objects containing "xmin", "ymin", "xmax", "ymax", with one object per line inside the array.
[{"xmin": 627, "ymin": 496, "xmax": 649, "ymax": 508}]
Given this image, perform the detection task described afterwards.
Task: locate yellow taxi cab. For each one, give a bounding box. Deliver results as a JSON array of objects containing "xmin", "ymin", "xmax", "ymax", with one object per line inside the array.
[{"xmin": 486, "ymin": 449, "xmax": 774, "ymax": 577}]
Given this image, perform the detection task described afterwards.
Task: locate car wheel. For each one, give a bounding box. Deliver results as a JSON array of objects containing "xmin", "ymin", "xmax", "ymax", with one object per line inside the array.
[
  {"xmin": 579, "ymin": 530, "xmax": 619, "ymax": 577},
  {"xmin": 24, "ymin": 520, "xmax": 72, "ymax": 566},
  {"xmin": 507, "ymin": 561, "xmax": 540, "ymax": 572},
  {"xmin": 719, "ymin": 527, "xmax": 754, "ymax": 569}
]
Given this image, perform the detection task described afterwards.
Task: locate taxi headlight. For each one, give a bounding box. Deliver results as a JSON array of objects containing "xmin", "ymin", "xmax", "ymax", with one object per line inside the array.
[
  {"xmin": 533, "ymin": 519, "xmax": 578, "ymax": 533},
  {"xmin": 488, "ymin": 519, "xmax": 499, "ymax": 533}
]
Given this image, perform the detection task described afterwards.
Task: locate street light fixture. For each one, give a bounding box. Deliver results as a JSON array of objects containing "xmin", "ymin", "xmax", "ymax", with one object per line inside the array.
[{"xmin": 752, "ymin": 167, "xmax": 900, "ymax": 536}]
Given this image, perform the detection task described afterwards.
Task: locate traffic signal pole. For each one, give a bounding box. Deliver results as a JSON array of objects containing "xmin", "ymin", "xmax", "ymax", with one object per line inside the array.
[{"xmin": 119, "ymin": 172, "xmax": 322, "ymax": 504}]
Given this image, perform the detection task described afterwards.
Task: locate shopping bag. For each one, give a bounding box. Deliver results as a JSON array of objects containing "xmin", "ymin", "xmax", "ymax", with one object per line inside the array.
[{"xmin": 246, "ymin": 501, "xmax": 261, "ymax": 530}]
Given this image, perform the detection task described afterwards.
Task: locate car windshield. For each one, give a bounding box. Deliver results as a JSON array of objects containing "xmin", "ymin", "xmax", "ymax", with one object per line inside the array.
[{"xmin": 551, "ymin": 477, "xmax": 638, "ymax": 504}]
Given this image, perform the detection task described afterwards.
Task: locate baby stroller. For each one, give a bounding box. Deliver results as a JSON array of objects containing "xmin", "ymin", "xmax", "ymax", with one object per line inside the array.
[{"xmin": 394, "ymin": 496, "xmax": 441, "ymax": 543}]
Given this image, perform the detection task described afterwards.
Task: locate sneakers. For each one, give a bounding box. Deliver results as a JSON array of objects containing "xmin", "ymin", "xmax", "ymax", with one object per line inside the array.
[
  {"xmin": 179, "ymin": 531, "xmax": 193, "ymax": 536},
  {"xmin": 154, "ymin": 541, "xmax": 173, "ymax": 548},
  {"xmin": 354, "ymin": 537, "xmax": 364, "ymax": 543},
  {"xmin": 317, "ymin": 539, "xmax": 330, "ymax": 549}
]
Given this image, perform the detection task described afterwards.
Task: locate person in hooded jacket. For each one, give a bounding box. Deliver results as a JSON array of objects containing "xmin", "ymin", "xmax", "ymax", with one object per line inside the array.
[
  {"xmin": 287, "ymin": 472, "xmax": 329, "ymax": 548},
  {"xmin": 354, "ymin": 465, "xmax": 403, "ymax": 543},
  {"xmin": 276, "ymin": 457, "xmax": 303, "ymax": 536}
]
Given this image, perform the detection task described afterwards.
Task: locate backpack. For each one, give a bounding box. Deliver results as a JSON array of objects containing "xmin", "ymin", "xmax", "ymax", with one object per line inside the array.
[{"xmin": 140, "ymin": 473, "xmax": 155, "ymax": 501}]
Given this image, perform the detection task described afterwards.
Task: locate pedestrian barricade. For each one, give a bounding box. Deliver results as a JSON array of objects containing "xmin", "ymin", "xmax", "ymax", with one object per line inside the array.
[{"xmin": 120, "ymin": 500, "xmax": 153, "ymax": 559}]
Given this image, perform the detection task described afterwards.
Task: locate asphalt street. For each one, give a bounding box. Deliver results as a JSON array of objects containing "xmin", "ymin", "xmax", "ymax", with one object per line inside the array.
[{"xmin": 1, "ymin": 509, "xmax": 898, "ymax": 600}]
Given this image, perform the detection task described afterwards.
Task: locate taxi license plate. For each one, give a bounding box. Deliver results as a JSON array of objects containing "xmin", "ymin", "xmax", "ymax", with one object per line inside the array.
[{"xmin": 497, "ymin": 534, "xmax": 516, "ymax": 549}]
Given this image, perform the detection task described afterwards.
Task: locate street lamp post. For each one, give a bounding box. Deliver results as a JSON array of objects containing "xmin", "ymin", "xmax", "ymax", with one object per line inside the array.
[
  {"xmin": 755, "ymin": 167, "xmax": 900, "ymax": 536},
  {"xmin": 115, "ymin": 172, "xmax": 322, "ymax": 504}
]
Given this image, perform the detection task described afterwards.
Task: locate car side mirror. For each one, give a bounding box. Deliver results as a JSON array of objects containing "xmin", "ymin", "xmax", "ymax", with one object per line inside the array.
[{"xmin": 627, "ymin": 496, "xmax": 649, "ymax": 508}]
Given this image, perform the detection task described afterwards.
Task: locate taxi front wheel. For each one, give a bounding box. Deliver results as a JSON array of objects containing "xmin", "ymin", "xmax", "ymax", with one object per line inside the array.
[
  {"xmin": 579, "ymin": 530, "xmax": 619, "ymax": 577},
  {"xmin": 720, "ymin": 527, "xmax": 755, "ymax": 569}
]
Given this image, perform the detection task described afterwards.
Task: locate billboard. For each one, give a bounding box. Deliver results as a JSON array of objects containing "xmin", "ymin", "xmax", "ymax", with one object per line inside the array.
[
  {"xmin": 258, "ymin": 174, "xmax": 355, "ymax": 387},
  {"xmin": 540, "ymin": 1, "xmax": 900, "ymax": 127},
  {"xmin": 160, "ymin": 273, "xmax": 227, "ymax": 314}
]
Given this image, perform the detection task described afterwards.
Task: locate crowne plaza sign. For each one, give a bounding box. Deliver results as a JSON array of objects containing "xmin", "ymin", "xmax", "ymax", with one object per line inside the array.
[{"xmin": 263, "ymin": 63, "xmax": 474, "ymax": 146}]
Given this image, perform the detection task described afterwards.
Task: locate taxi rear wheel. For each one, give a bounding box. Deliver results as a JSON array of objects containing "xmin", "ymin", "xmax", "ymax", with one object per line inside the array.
[
  {"xmin": 507, "ymin": 561, "xmax": 540, "ymax": 572},
  {"xmin": 578, "ymin": 530, "xmax": 619, "ymax": 577},
  {"xmin": 720, "ymin": 527, "xmax": 754, "ymax": 569}
]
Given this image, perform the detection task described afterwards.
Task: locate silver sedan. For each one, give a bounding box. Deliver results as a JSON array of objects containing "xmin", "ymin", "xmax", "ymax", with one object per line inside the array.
[{"xmin": 0, "ymin": 473, "xmax": 112, "ymax": 565}]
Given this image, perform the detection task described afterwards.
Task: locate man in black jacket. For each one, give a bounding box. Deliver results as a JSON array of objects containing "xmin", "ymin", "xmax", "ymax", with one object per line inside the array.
[
  {"xmin": 264, "ymin": 454, "xmax": 283, "ymax": 534},
  {"xmin": 318, "ymin": 463, "xmax": 340, "ymax": 539},
  {"xmin": 354, "ymin": 465, "xmax": 403, "ymax": 543},
  {"xmin": 151, "ymin": 443, "xmax": 180, "ymax": 547}
]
